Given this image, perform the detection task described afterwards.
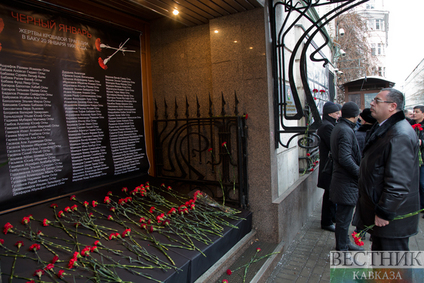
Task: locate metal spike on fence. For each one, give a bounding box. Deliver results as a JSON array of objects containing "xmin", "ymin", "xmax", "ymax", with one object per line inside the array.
[
  {"xmin": 164, "ymin": 98, "xmax": 168, "ymax": 120},
  {"xmin": 234, "ymin": 91, "xmax": 239, "ymax": 116},
  {"xmin": 196, "ymin": 96, "xmax": 201, "ymax": 118},
  {"xmin": 221, "ymin": 92, "xmax": 226, "ymax": 116},
  {"xmin": 209, "ymin": 93, "xmax": 213, "ymax": 117},
  {"xmin": 174, "ymin": 97, "xmax": 179, "ymax": 119},
  {"xmin": 185, "ymin": 96, "xmax": 189, "ymax": 118}
]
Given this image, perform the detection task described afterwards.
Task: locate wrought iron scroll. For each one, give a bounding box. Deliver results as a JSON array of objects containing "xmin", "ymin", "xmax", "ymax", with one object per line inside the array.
[
  {"xmin": 153, "ymin": 93, "xmax": 248, "ymax": 208},
  {"xmin": 270, "ymin": 0, "xmax": 368, "ymax": 149}
]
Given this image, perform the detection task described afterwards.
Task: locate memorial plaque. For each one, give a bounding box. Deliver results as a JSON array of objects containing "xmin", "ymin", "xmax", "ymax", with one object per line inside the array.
[{"xmin": 0, "ymin": 0, "xmax": 149, "ymax": 211}]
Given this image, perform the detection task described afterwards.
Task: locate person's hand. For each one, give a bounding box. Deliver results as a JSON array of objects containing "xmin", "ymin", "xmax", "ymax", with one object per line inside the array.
[{"xmin": 375, "ymin": 215, "xmax": 389, "ymax": 227}]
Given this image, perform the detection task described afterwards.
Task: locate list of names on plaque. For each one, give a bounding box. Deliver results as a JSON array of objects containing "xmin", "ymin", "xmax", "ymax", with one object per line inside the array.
[
  {"xmin": 62, "ymin": 71, "xmax": 109, "ymax": 182},
  {"xmin": 1, "ymin": 64, "xmax": 67, "ymax": 196},
  {"xmin": 105, "ymin": 76, "xmax": 144, "ymax": 175}
]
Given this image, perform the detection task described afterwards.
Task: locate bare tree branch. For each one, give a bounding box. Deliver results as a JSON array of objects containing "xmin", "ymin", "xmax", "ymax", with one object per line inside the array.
[{"xmin": 334, "ymin": 11, "xmax": 377, "ymax": 103}]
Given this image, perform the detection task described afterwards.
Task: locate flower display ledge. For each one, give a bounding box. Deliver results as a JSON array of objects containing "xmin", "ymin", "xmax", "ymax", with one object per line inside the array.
[{"xmin": 0, "ymin": 176, "xmax": 252, "ymax": 283}]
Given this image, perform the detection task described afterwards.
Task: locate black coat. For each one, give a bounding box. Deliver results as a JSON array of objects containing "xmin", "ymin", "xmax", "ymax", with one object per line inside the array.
[
  {"xmin": 358, "ymin": 111, "xmax": 419, "ymax": 238},
  {"xmin": 329, "ymin": 118, "xmax": 361, "ymax": 205},
  {"xmin": 317, "ymin": 115, "xmax": 337, "ymax": 190},
  {"xmin": 355, "ymin": 123, "xmax": 373, "ymax": 155}
]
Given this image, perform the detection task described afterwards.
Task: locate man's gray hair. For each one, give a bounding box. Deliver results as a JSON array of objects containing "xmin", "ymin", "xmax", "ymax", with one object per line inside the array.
[{"xmin": 381, "ymin": 88, "xmax": 404, "ymax": 111}]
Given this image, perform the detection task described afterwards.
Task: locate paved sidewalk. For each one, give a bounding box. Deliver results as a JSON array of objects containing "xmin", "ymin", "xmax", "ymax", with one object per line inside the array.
[{"xmin": 266, "ymin": 203, "xmax": 424, "ymax": 283}]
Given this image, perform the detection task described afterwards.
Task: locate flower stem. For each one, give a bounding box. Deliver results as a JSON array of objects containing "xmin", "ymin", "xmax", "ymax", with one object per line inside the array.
[{"xmin": 9, "ymin": 246, "xmax": 20, "ymax": 283}]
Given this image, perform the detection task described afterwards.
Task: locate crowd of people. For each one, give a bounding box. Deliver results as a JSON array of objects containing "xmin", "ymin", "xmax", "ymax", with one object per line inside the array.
[{"xmin": 317, "ymin": 88, "xmax": 421, "ymax": 252}]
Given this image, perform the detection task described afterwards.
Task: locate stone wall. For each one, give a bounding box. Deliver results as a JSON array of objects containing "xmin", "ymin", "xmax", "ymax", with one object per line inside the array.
[{"xmin": 149, "ymin": 7, "xmax": 322, "ymax": 244}]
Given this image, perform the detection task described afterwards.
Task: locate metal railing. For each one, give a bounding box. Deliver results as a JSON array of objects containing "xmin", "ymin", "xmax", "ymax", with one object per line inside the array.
[{"xmin": 153, "ymin": 93, "xmax": 248, "ymax": 208}]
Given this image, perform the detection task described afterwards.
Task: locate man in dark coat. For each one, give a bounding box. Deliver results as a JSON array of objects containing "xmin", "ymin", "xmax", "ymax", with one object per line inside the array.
[
  {"xmin": 329, "ymin": 101, "xmax": 363, "ymax": 251},
  {"xmin": 358, "ymin": 88, "xmax": 419, "ymax": 251},
  {"xmin": 317, "ymin": 102, "xmax": 341, "ymax": 232}
]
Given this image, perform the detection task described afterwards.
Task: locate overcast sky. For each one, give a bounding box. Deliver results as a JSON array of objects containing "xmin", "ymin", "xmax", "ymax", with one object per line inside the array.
[{"xmin": 385, "ymin": 1, "xmax": 424, "ymax": 88}]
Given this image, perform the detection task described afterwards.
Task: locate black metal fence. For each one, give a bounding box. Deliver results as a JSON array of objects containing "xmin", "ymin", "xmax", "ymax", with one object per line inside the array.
[{"xmin": 153, "ymin": 93, "xmax": 248, "ymax": 208}]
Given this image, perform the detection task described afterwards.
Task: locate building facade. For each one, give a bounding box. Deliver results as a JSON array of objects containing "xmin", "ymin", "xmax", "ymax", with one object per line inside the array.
[
  {"xmin": 357, "ymin": 0, "xmax": 389, "ymax": 78},
  {"xmin": 404, "ymin": 59, "xmax": 424, "ymax": 108},
  {"xmin": 0, "ymin": 0, "xmax": 357, "ymax": 259}
]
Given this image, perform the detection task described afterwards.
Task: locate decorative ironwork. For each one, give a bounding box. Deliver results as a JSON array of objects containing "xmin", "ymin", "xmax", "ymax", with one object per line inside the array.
[
  {"xmin": 269, "ymin": 0, "xmax": 368, "ymax": 149},
  {"xmin": 153, "ymin": 93, "xmax": 248, "ymax": 208}
]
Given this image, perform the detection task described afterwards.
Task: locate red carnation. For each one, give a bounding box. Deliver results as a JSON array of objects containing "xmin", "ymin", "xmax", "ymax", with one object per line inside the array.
[
  {"xmin": 30, "ymin": 243, "xmax": 40, "ymax": 251},
  {"xmin": 34, "ymin": 269, "xmax": 44, "ymax": 279},
  {"xmin": 52, "ymin": 255, "xmax": 59, "ymax": 264},
  {"xmin": 3, "ymin": 222, "xmax": 13, "ymax": 234},
  {"xmin": 58, "ymin": 269, "xmax": 65, "ymax": 278},
  {"xmin": 122, "ymin": 228, "xmax": 131, "ymax": 237},
  {"xmin": 21, "ymin": 216, "xmax": 30, "ymax": 225},
  {"xmin": 68, "ymin": 258, "xmax": 76, "ymax": 269},
  {"xmin": 412, "ymin": 123, "xmax": 423, "ymax": 131}
]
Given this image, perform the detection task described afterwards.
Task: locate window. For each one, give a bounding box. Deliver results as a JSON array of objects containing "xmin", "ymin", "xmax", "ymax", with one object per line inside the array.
[
  {"xmin": 365, "ymin": 93, "xmax": 378, "ymax": 107},
  {"xmin": 375, "ymin": 19, "xmax": 385, "ymax": 31},
  {"xmin": 366, "ymin": 0, "xmax": 375, "ymax": 9},
  {"xmin": 377, "ymin": 43, "xmax": 384, "ymax": 55},
  {"xmin": 371, "ymin": 43, "xmax": 376, "ymax": 56},
  {"xmin": 348, "ymin": 94, "xmax": 361, "ymax": 106}
]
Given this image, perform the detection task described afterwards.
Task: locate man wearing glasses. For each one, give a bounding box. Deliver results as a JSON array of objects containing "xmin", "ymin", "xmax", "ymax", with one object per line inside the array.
[{"xmin": 357, "ymin": 88, "xmax": 419, "ymax": 251}]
